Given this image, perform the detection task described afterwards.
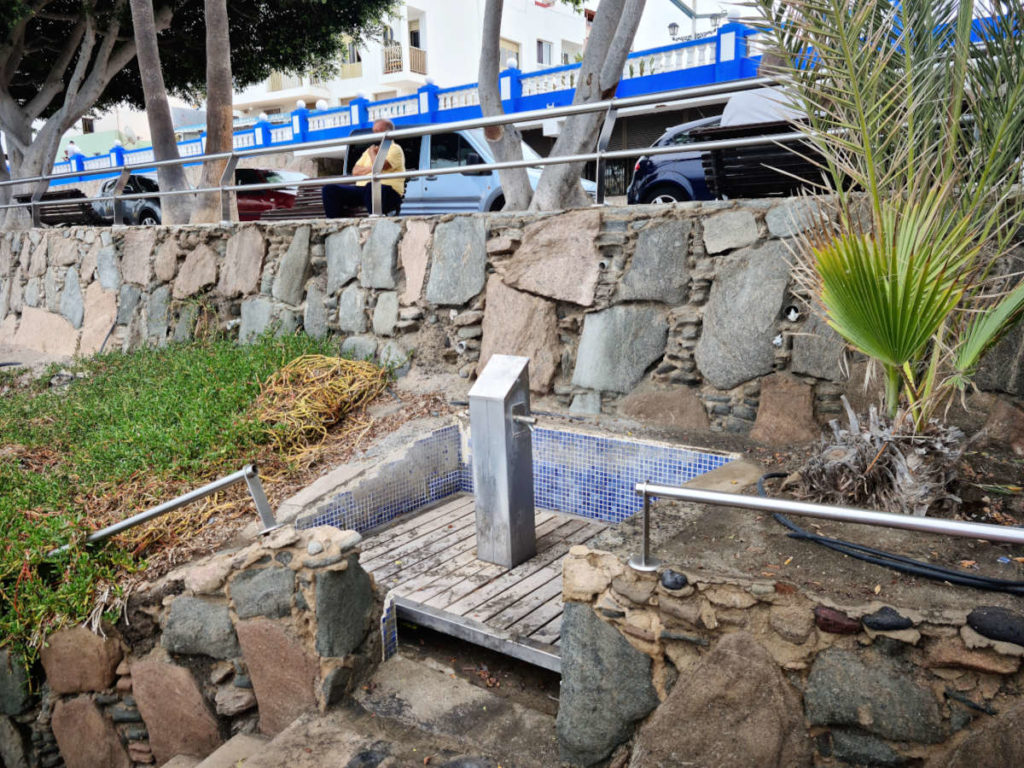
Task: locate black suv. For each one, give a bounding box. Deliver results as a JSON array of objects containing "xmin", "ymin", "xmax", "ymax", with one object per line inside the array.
[
  {"xmin": 626, "ymin": 116, "xmax": 721, "ymax": 205},
  {"xmin": 93, "ymin": 174, "xmax": 162, "ymax": 225}
]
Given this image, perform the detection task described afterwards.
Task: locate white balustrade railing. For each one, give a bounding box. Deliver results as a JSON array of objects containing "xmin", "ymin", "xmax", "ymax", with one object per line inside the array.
[
  {"xmin": 521, "ymin": 69, "xmax": 576, "ymax": 96},
  {"xmin": 233, "ymin": 132, "xmax": 256, "ymax": 149},
  {"xmin": 308, "ymin": 110, "xmax": 351, "ymax": 131},
  {"xmin": 270, "ymin": 125, "xmax": 293, "ymax": 143},
  {"xmin": 437, "ymin": 86, "xmax": 480, "ymax": 111},
  {"xmin": 180, "ymin": 142, "xmax": 205, "ymax": 157},
  {"xmin": 126, "ymin": 149, "xmax": 155, "ymax": 165},
  {"xmin": 82, "ymin": 156, "xmax": 113, "ymax": 170},
  {"xmin": 367, "ymin": 97, "xmax": 420, "ymax": 121},
  {"xmin": 622, "ymin": 41, "xmax": 715, "ymax": 80}
]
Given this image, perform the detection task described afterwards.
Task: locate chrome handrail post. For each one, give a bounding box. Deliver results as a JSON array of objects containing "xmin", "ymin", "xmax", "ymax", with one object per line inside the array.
[
  {"xmin": 243, "ymin": 464, "xmax": 281, "ymax": 534},
  {"xmin": 628, "ymin": 481, "xmax": 661, "ymax": 573},
  {"xmin": 595, "ymin": 106, "xmax": 618, "ymax": 206},
  {"xmin": 219, "ymin": 154, "xmax": 240, "ymax": 223},
  {"xmin": 370, "ymin": 135, "xmax": 393, "ymax": 216}
]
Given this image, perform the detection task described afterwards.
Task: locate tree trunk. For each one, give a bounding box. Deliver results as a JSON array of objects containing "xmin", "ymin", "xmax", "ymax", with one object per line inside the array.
[
  {"xmin": 190, "ymin": 0, "xmax": 234, "ymax": 224},
  {"xmin": 528, "ymin": 0, "xmax": 646, "ymax": 211},
  {"xmin": 478, "ymin": 0, "xmax": 533, "ymax": 210},
  {"xmin": 129, "ymin": 0, "xmax": 193, "ymax": 225}
]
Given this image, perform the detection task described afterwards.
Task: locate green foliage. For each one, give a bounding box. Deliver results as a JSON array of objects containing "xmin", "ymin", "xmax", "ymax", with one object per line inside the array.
[
  {"xmin": 0, "ymin": 333, "xmax": 336, "ymax": 664},
  {"xmin": 756, "ymin": 0, "xmax": 1024, "ymax": 431},
  {"xmin": 3, "ymin": 0, "xmax": 398, "ymax": 118}
]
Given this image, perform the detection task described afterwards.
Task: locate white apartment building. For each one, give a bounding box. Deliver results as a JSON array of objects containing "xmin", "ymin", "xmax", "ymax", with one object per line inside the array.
[{"xmin": 232, "ymin": 0, "xmax": 600, "ymax": 119}]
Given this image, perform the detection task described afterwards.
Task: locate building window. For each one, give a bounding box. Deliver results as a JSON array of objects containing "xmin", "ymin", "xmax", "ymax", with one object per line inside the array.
[
  {"xmin": 561, "ymin": 40, "xmax": 582, "ymax": 65},
  {"xmin": 81, "ymin": 117, "xmax": 95, "ymax": 134},
  {"xmin": 537, "ymin": 39, "xmax": 552, "ymax": 66},
  {"xmin": 346, "ymin": 41, "xmax": 362, "ymax": 63},
  {"xmin": 409, "ymin": 19, "xmax": 422, "ymax": 49},
  {"xmin": 500, "ymin": 37, "xmax": 520, "ymax": 69}
]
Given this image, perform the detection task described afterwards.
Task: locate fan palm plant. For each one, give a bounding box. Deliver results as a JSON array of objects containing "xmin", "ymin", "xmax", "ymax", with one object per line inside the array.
[{"xmin": 753, "ymin": 0, "xmax": 1024, "ymax": 432}]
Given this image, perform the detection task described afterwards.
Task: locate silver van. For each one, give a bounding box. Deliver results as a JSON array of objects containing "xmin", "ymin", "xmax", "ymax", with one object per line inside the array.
[{"xmin": 344, "ymin": 127, "xmax": 597, "ymax": 214}]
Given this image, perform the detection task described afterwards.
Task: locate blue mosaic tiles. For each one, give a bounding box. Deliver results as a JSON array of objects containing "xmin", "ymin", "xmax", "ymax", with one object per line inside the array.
[
  {"xmin": 460, "ymin": 428, "xmax": 733, "ymax": 524},
  {"xmin": 297, "ymin": 425, "xmax": 464, "ymax": 534},
  {"xmin": 298, "ymin": 422, "xmax": 733, "ymax": 535}
]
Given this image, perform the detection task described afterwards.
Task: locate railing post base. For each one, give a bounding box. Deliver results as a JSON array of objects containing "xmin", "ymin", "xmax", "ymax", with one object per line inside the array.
[{"xmin": 627, "ymin": 555, "xmax": 662, "ymax": 573}]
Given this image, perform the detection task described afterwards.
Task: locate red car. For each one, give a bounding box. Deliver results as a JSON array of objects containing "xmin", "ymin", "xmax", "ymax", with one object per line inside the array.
[{"xmin": 234, "ymin": 168, "xmax": 305, "ymax": 221}]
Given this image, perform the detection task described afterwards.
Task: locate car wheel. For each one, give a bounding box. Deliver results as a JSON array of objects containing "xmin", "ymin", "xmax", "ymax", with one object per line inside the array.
[
  {"xmin": 138, "ymin": 209, "xmax": 161, "ymax": 226},
  {"xmin": 643, "ymin": 185, "xmax": 687, "ymax": 205},
  {"xmin": 489, "ymin": 195, "xmax": 505, "ymax": 212}
]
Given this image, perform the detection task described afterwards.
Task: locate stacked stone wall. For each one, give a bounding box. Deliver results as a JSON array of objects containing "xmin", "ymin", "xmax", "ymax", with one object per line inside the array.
[
  {"xmin": 558, "ymin": 546, "xmax": 1024, "ymax": 767},
  {"xmin": 3, "ymin": 202, "xmax": 1020, "ymax": 442},
  {"xmin": 0, "ymin": 525, "xmax": 376, "ymax": 768}
]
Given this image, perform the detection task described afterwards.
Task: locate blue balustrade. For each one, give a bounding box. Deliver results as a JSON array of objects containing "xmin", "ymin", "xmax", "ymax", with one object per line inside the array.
[{"xmin": 46, "ymin": 22, "xmax": 772, "ymax": 186}]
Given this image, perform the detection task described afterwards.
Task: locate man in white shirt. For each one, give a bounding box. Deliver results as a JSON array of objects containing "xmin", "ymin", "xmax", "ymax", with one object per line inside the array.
[{"xmin": 322, "ymin": 119, "xmax": 406, "ymax": 216}]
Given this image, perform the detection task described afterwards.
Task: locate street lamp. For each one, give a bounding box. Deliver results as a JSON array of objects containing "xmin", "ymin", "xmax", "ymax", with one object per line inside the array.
[{"xmin": 668, "ymin": 21, "xmax": 680, "ymax": 40}]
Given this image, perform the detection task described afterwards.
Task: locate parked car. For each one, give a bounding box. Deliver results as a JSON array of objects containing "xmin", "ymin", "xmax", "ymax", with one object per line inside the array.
[
  {"xmin": 93, "ymin": 169, "xmax": 306, "ymax": 225},
  {"xmin": 93, "ymin": 174, "xmax": 162, "ymax": 225},
  {"xmin": 626, "ymin": 116, "xmax": 721, "ymax": 205},
  {"xmin": 343, "ymin": 127, "xmax": 597, "ymax": 214}
]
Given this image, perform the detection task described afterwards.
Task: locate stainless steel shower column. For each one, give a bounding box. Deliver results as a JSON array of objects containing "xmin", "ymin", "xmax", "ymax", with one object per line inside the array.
[{"xmin": 468, "ymin": 355, "xmax": 537, "ymax": 568}]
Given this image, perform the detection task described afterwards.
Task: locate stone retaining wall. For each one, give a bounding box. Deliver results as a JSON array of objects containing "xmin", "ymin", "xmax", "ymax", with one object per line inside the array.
[
  {"xmin": 0, "ymin": 525, "xmax": 377, "ymax": 768},
  {"xmin": 558, "ymin": 547, "xmax": 1024, "ymax": 767},
  {"xmin": 3, "ymin": 203, "xmax": 1020, "ymax": 441}
]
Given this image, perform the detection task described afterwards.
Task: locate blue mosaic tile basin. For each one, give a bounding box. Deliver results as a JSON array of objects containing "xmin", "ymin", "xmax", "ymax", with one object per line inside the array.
[{"xmin": 298, "ymin": 423, "xmax": 733, "ymax": 534}]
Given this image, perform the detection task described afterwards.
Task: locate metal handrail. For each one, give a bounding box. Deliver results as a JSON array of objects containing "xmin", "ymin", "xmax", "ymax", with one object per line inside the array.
[
  {"xmin": 48, "ymin": 464, "xmax": 279, "ymax": 556},
  {"xmin": 0, "ymin": 76, "xmax": 793, "ymax": 224},
  {"xmin": 628, "ymin": 481, "xmax": 1024, "ymax": 572}
]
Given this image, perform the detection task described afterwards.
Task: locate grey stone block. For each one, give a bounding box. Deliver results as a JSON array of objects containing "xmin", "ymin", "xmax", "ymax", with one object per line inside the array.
[
  {"xmin": 304, "ymin": 283, "xmax": 328, "ymax": 339},
  {"xmin": 326, "ymin": 228, "xmax": 360, "ymax": 294},
  {"xmin": 378, "ymin": 340, "xmax": 411, "ymax": 377},
  {"xmin": 272, "ymin": 225, "xmax": 311, "ymax": 306},
  {"xmin": 572, "ymin": 304, "xmax": 668, "ymax": 393},
  {"xmin": 372, "ymin": 291, "xmax": 399, "ymax": 337},
  {"xmin": 173, "ymin": 304, "xmax": 198, "ymax": 343},
  {"xmin": 341, "ymin": 335, "xmax": 378, "ymax": 361},
  {"xmin": 117, "ymin": 284, "xmax": 141, "ymax": 325},
  {"xmin": 239, "ymin": 296, "xmax": 274, "ymax": 343},
  {"xmin": 231, "ymin": 567, "xmax": 295, "ymax": 620},
  {"xmin": 569, "ymin": 391, "xmax": 601, "ymax": 415},
  {"xmin": 694, "ymin": 241, "xmax": 789, "ymax": 390},
  {"xmin": 337, "ymin": 283, "xmax": 367, "ymax": 334},
  {"xmin": 59, "ymin": 267, "xmax": 84, "ymax": 328},
  {"xmin": 161, "ymin": 598, "xmax": 240, "ymax": 659},
  {"xmin": 315, "ymin": 555, "xmax": 373, "ymax": 657},
  {"xmin": 557, "ymin": 602, "xmax": 659, "ymax": 766},
  {"xmin": 616, "ymin": 220, "xmax": 691, "ymax": 304},
  {"xmin": 0, "ymin": 650, "xmax": 30, "ymax": 716},
  {"xmin": 791, "ymin": 312, "xmax": 846, "ymax": 381},
  {"xmin": 360, "ymin": 219, "xmax": 401, "ymax": 289},
  {"xmin": 97, "ymin": 246, "xmax": 120, "ymax": 291},
  {"xmin": 44, "ymin": 267, "xmax": 59, "ymax": 311},
  {"xmin": 23, "ymin": 278, "xmax": 40, "ymax": 308},
  {"xmin": 805, "ymin": 648, "xmax": 945, "ymax": 744},
  {"xmin": 703, "ymin": 209, "xmax": 759, "ymax": 254},
  {"xmin": 146, "ymin": 285, "xmax": 171, "ymax": 342},
  {"xmin": 976, "ymin": 320, "xmax": 1024, "ymax": 397},
  {"xmin": 425, "ymin": 218, "xmax": 486, "ymax": 306},
  {"xmin": 766, "ymin": 197, "xmax": 822, "ymax": 238}
]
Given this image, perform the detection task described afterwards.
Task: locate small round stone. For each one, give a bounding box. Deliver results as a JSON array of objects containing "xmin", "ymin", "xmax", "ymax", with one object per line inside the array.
[
  {"xmin": 661, "ymin": 569, "xmax": 688, "ymax": 591},
  {"xmin": 307, "ymin": 540, "xmax": 324, "ymax": 556}
]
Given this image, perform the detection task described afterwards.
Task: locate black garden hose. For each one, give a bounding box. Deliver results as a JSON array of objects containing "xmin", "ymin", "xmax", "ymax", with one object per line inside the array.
[{"xmin": 758, "ymin": 472, "xmax": 1024, "ymax": 594}]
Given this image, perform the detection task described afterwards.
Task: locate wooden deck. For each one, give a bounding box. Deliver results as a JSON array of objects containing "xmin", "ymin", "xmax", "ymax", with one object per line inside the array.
[{"xmin": 359, "ymin": 494, "xmax": 607, "ymax": 672}]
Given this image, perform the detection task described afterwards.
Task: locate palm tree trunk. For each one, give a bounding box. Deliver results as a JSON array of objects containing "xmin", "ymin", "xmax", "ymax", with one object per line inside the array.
[
  {"xmin": 190, "ymin": 0, "xmax": 234, "ymax": 224},
  {"xmin": 129, "ymin": 0, "xmax": 193, "ymax": 224}
]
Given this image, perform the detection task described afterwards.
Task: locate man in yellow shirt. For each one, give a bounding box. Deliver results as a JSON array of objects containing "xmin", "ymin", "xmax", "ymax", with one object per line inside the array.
[{"xmin": 322, "ymin": 118, "xmax": 406, "ymax": 216}]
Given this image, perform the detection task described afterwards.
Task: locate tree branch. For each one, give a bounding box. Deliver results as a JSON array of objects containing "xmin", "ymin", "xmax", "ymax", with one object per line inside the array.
[{"xmin": 22, "ymin": 18, "xmax": 86, "ymax": 120}]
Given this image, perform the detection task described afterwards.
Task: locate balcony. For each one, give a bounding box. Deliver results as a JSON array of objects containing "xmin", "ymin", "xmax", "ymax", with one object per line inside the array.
[
  {"xmin": 382, "ymin": 44, "xmax": 427, "ymax": 75},
  {"xmin": 341, "ymin": 61, "xmax": 363, "ymax": 79}
]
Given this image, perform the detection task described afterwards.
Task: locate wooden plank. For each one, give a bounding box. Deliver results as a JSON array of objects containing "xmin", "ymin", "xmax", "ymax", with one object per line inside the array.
[
  {"xmin": 393, "ymin": 512, "xmax": 564, "ymax": 602},
  {"xmin": 358, "ymin": 495, "xmax": 474, "ymax": 560},
  {"xmin": 465, "ymin": 560, "xmax": 563, "ymax": 625},
  {"xmin": 508, "ymin": 591, "xmax": 565, "ymax": 639},
  {"xmin": 422, "ymin": 518, "xmax": 601, "ymax": 612},
  {"xmin": 363, "ymin": 515, "xmax": 478, "ymax": 578},
  {"xmin": 488, "ymin": 573, "xmax": 565, "ymax": 631},
  {"xmin": 531, "ymin": 614, "xmax": 562, "ymax": 646},
  {"xmin": 359, "ymin": 499, "xmax": 476, "ymax": 566},
  {"xmin": 373, "ymin": 510, "xmax": 557, "ymax": 591}
]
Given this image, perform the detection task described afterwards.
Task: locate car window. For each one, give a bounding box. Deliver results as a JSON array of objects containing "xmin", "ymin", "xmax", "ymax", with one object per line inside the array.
[
  {"xmin": 235, "ymin": 169, "xmax": 261, "ymax": 186},
  {"xmin": 430, "ymin": 133, "xmax": 478, "ymax": 169},
  {"xmin": 136, "ymin": 176, "xmax": 159, "ymax": 192}
]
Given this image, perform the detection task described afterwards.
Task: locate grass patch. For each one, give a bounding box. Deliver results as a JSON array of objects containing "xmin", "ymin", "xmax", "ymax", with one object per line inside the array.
[{"xmin": 0, "ymin": 333, "xmax": 341, "ymax": 663}]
